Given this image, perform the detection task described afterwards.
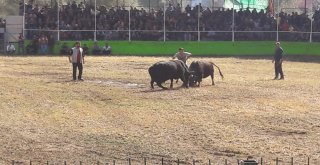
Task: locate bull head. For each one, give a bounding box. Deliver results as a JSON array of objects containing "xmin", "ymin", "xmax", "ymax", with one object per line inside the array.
[{"xmin": 188, "ymin": 71, "xmax": 198, "ymax": 87}]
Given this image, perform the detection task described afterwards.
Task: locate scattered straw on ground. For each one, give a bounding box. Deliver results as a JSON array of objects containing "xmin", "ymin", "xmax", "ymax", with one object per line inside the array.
[{"xmin": 0, "ymin": 56, "xmax": 319, "ymax": 165}]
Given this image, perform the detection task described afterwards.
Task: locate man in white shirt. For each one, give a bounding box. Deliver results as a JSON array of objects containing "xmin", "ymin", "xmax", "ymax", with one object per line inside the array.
[
  {"xmin": 102, "ymin": 43, "xmax": 112, "ymax": 55},
  {"xmin": 6, "ymin": 42, "xmax": 16, "ymax": 54},
  {"xmin": 69, "ymin": 41, "xmax": 84, "ymax": 81},
  {"xmin": 172, "ymin": 47, "xmax": 192, "ymax": 64}
]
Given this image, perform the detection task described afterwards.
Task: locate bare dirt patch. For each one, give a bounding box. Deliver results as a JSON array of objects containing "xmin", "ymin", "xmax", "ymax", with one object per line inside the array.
[{"xmin": 0, "ymin": 56, "xmax": 320, "ymax": 165}]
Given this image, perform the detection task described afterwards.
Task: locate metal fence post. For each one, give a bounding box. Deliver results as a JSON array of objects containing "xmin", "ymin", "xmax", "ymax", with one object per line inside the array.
[
  {"xmin": 232, "ymin": 0, "xmax": 235, "ymax": 42},
  {"xmin": 163, "ymin": 2, "xmax": 166, "ymax": 42},
  {"xmin": 310, "ymin": 19, "xmax": 313, "ymax": 43},
  {"xmin": 276, "ymin": 0, "xmax": 280, "ymax": 41},
  {"xmin": 197, "ymin": 3, "xmax": 200, "ymax": 42}
]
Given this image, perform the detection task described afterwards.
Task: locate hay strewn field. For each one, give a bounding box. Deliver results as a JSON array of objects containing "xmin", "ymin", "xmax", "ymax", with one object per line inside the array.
[{"xmin": 0, "ymin": 56, "xmax": 320, "ymax": 165}]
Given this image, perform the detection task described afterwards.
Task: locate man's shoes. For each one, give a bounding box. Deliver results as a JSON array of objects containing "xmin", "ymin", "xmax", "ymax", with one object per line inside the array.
[
  {"xmin": 279, "ymin": 77, "xmax": 284, "ymax": 80},
  {"xmin": 78, "ymin": 78, "xmax": 84, "ymax": 81},
  {"xmin": 273, "ymin": 77, "xmax": 278, "ymax": 80}
]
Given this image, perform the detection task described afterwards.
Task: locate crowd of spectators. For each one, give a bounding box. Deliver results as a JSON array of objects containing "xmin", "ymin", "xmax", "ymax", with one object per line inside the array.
[{"xmin": 18, "ymin": 0, "xmax": 320, "ymax": 42}]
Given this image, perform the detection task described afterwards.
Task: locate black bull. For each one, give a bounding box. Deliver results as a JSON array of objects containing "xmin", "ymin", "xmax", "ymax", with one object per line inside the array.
[
  {"xmin": 148, "ymin": 60, "xmax": 191, "ymax": 89},
  {"xmin": 188, "ymin": 61, "xmax": 224, "ymax": 86}
]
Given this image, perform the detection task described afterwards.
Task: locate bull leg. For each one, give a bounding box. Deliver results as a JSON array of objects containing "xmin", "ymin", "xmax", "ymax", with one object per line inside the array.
[
  {"xmin": 170, "ymin": 79, "xmax": 174, "ymax": 89},
  {"xmin": 157, "ymin": 82, "xmax": 168, "ymax": 90},
  {"xmin": 180, "ymin": 80, "xmax": 189, "ymax": 88},
  {"xmin": 150, "ymin": 80, "xmax": 155, "ymax": 89},
  {"xmin": 211, "ymin": 74, "xmax": 215, "ymax": 85},
  {"xmin": 184, "ymin": 81, "xmax": 189, "ymax": 88},
  {"xmin": 198, "ymin": 77, "xmax": 202, "ymax": 87}
]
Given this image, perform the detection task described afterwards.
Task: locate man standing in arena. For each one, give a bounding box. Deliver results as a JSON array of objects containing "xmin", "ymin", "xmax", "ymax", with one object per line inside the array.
[
  {"xmin": 69, "ymin": 41, "xmax": 85, "ymax": 81},
  {"xmin": 172, "ymin": 47, "xmax": 192, "ymax": 64},
  {"xmin": 272, "ymin": 42, "xmax": 284, "ymax": 80}
]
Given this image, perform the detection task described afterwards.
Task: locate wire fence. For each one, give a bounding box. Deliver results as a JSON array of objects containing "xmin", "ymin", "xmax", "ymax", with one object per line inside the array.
[{"xmin": 19, "ymin": 0, "xmax": 320, "ymax": 42}]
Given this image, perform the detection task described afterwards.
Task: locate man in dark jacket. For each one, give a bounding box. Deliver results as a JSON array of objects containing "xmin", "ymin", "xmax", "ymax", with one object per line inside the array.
[{"xmin": 272, "ymin": 42, "xmax": 284, "ymax": 80}]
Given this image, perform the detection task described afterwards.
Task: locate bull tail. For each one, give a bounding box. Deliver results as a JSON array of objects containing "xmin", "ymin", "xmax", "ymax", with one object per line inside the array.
[{"xmin": 210, "ymin": 62, "xmax": 224, "ymax": 79}]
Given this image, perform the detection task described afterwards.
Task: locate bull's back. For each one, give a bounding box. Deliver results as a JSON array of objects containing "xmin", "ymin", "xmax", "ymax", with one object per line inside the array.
[
  {"xmin": 148, "ymin": 61, "xmax": 179, "ymax": 82},
  {"xmin": 201, "ymin": 62, "xmax": 214, "ymax": 78},
  {"xmin": 189, "ymin": 61, "xmax": 213, "ymax": 78}
]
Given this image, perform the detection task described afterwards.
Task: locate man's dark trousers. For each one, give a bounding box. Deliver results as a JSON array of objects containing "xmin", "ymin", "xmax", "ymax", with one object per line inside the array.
[
  {"xmin": 274, "ymin": 61, "xmax": 284, "ymax": 79},
  {"xmin": 72, "ymin": 63, "xmax": 83, "ymax": 80}
]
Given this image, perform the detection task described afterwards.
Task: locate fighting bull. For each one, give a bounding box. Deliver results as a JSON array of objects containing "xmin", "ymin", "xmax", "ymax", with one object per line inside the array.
[
  {"xmin": 188, "ymin": 61, "xmax": 224, "ymax": 87},
  {"xmin": 148, "ymin": 60, "xmax": 191, "ymax": 89}
]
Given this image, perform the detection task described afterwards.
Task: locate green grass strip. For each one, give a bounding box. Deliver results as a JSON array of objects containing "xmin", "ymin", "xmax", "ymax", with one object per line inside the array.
[{"xmin": 22, "ymin": 41, "xmax": 320, "ymax": 56}]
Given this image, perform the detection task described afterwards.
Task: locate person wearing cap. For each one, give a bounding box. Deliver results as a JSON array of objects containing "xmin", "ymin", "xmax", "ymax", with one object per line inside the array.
[
  {"xmin": 69, "ymin": 41, "xmax": 85, "ymax": 81},
  {"xmin": 272, "ymin": 42, "xmax": 284, "ymax": 80},
  {"xmin": 172, "ymin": 47, "xmax": 192, "ymax": 64}
]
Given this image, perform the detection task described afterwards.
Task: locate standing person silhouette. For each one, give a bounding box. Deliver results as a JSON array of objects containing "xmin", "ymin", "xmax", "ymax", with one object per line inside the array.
[
  {"xmin": 69, "ymin": 41, "xmax": 85, "ymax": 81},
  {"xmin": 272, "ymin": 42, "xmax": 284, "ymax": 80},
  {"xmin": 172, "ymin": 47, "xmax": 192, "ymax": 64}
]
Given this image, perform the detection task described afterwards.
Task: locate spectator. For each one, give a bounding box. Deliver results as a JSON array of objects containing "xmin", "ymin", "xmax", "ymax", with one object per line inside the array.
[
  {"xmin": 6, "ymin": 42, "xmax": 16, "ymax": 54},
  {"xmin": 18, "ymin": 33, "xmax": 24, "ymax": 55},
  {"xmin": 48, "ymin": 34, "xmax": 55, "ymax": 54},
  {"xmin": 26, "ymin": 43, "xmax": 36, "ymax": 54},
  {"xmin": 92, "ymin": 42, "xmax": 101, "ymax": 55},
  {"xmin": 102, "ymin": 43, "xmax": 112, "ymax": 55},
  {"xmin": 83, "ymin": 44, "xmax": 89, "ymax": 55},
  {"xmin": 0, "ymin": 18, "xmax": 5, "ymax": 28},
  {"xmin": 39, "ymin": 35, "xmax": 48, "ymax": 55},
  {"xmin": 60, "ymin": 42, "xmax": 70, "ymax": 55}
]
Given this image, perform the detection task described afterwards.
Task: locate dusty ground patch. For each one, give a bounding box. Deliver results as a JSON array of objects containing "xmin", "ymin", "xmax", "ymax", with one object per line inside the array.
[{"xmin": 0, "ymin": 56, "xmax": 320, "ymax": 165}]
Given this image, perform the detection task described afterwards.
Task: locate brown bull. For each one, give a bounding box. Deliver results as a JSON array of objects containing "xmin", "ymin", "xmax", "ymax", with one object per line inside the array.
[{"xmin": 189, "ymin": 61, "xmax": 224, "ymax": 87}]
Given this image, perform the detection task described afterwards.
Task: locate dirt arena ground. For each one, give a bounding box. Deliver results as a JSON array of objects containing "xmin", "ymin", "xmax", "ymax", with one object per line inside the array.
[{"xmin": 0, "ymin": 56, "xmax": 319, "ymax": 165}]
